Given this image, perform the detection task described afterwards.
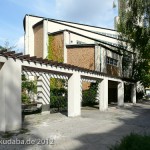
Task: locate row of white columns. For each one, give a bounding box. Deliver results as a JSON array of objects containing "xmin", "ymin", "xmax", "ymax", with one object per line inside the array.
[
  {"xmin": 0, "ymin": 60, "xmax": 136, "ymax": 132},
  {"xmin": 67, "ymin": 74, "xmax": 136, "ymax": 116}
]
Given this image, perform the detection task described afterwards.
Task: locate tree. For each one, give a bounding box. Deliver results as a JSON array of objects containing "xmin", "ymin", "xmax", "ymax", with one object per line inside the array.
[
  {"xmin": 118, "ymin": 0, "xmax": 150, "ymax": 87},
  {"xmin": 0, "ymin": 41, "xmax": 16, "ymax": 51}
]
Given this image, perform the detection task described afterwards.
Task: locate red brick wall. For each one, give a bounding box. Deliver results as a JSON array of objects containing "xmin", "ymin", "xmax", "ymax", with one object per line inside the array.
[
  {"xmin": 67, "ymin": 47, "xmax": 95, "ymax": 70},
  {"xmin": 33, "ymin": 24, "xmax": 43, "ymax": 58}
]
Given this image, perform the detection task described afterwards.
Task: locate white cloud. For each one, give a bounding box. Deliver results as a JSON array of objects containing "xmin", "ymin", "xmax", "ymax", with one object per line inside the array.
[
  {"xmin": 16, "ymin": 36, "xmax": 24, "ymax": 52},
  {"xmin": 56, "ymin": 0, "xmax": 118, "ymax": 29}
]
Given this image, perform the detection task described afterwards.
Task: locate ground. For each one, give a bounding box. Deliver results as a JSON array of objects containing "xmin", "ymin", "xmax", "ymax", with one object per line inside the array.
[{"xmin": 1, "ymin": 102, "xmax": 150, "ymax": 150}]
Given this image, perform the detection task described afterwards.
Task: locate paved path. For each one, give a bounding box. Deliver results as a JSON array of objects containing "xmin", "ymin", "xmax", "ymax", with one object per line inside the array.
[{"xmin": 1, "ymin": 102, "xmax": 150, "ymax": 150}]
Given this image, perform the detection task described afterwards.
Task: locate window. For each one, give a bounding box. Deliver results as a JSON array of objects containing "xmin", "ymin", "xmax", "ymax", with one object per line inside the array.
[{"xmin": 106, "ymin": 57, "xmax": 118, "ymax": 66}]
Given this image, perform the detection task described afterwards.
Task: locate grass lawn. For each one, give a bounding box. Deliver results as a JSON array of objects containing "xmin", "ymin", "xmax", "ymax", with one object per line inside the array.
[{"xmin": 110, "ymin": 133, "xmax": 150, "ymax": 150}]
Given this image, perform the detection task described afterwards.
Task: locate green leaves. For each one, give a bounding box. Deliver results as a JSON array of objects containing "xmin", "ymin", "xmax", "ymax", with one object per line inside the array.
[{"xmin": 118, "ymin": 0, "xmax": 150, "ymax": 87}]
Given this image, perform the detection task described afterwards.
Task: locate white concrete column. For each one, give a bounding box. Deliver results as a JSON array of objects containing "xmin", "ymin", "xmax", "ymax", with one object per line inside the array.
[
  {"xmin": 131, "ymin": 83, "xmax": 136, "ymax": 104},
  {"xmin": 43, "ymin": 20, "xmax": 49, "ymax": 58},
  {"xmin": 37, "ymin": 73, "xmax": 50, "ymax": 111},
  {"xmin": 0, "ymin": 59, "xmax": 22, "ymax": 132},
  {"xmin": 118, "ymin": 81, "xmax": 124, "ymax": 106},
  {"xmin": 118, "ymin": 55, "xmax": 123, "ymax": 76},
  {"xmin": 64, "ymin": 31, "xmax": 70, "ymax": 63},
  {"xmin": 101, "ymin": 47, "xmax": 107, "ymax": 73},
  {"xmin": 68, "ymin": 72, "xmax": 81, "ymax": 117},
  {"xmin": 95, "ymin": 45, "xmax": 101, "ymax": 71},
  {"xmin": 98, "ymin": 78, "xmax": 108, "ymax": 111}
]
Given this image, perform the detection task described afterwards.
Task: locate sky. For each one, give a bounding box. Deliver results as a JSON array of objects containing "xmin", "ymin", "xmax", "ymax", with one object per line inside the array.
[{"xmin": 0, "ymin": 0, "xmax": 118, "ymax": 52}]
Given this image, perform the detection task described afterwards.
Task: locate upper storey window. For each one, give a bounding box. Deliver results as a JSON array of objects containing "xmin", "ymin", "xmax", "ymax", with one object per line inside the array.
[{"xmin": 106, "ymin": 57, "xmax": 118, "ymax": 66}]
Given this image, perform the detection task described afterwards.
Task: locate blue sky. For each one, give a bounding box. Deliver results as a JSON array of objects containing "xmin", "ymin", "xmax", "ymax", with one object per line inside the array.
[{"xmin": 0, "ymin": 0, "xmax": 118, "ymax": 51}]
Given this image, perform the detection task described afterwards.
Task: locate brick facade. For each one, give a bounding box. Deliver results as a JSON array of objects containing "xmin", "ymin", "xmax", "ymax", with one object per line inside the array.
[
  {"xmin": 33, "ymin": 24, "xmax": 43, "ymax": 58},
  {"xmin": 107, "ymin": 64, "xmax": 119, "ymax": 76},
  {"xmin": 67, "ymin": 47, "xmax": 95, "ymax": 70}
]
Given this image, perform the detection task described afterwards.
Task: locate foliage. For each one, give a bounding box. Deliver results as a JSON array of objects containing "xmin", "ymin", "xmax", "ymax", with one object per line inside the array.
[
  {"xmin": 47, "ymin": 35, "xmax": 54, "ymax": 60},
  {"xmin": 0, "ymin": 41, "xmax": 16, "ymax": 51},
  {"xmin": 50, "ymin": 88, "xmax": 67, "ymax": 111},
  {"xmin": 118, "ymin": 0, "xmax": 150, "ymax": 87},
  {"xmin": 21, "ymin": 92, "xmax": 30, "ymax": 104},
  {"xmin": 136, "ymin": 90, "xmax": 144, "ymax": 100},
  {"xmin": 50, "ymin": 78, "xmax": 66, "ymax": 89},
  {"xmin": 22, "ymin": 75, "xmax": 37, "ymax": 93},
  {"xmin": 82, "ymin": 83, "xmax": 99, "ymax": 106},
  {"xmin": 110, "ymin": 133, "xmax": 150, "ymax": 150},
  {"xmin": 47, "ymin": 35, "xmax": 63, "ymax": 62},
  {"xmin": 47, "ymin": 35, "xmax": 65, "ymax": 88},
  {"xmin": 21, "ymin": 75, "xmax": 37, "ymax": 104}
]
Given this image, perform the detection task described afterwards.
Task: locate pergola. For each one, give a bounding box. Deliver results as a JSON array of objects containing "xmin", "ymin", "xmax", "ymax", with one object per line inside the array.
[{"xmin": 0, "ymin": 50, "xmax": 136, "ymax": 132}]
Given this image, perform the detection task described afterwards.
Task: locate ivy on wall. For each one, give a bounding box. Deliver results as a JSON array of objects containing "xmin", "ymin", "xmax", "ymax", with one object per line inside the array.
[
  {"xmin": 47, "ymin": 35, "xmax": 54, "ymax": 60},
  {"xmin": 47, "ymin": 34, "xmax": 65, "ymax": 89},
  {"xmin": 47, "ymin": 35, "xmax": 64, "ymax": 63}
]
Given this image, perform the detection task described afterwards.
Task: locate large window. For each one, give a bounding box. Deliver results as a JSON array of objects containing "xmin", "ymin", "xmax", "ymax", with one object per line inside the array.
[{"xmin": 106, "ymin": 57, "xmax": 118, "ymax": 66}]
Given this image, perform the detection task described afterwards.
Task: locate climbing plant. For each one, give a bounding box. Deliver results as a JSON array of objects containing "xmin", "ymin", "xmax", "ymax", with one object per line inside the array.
[
  {"xmin": 47, "ymin": 34, "xmax": 67, "ymax": 111},
  {"xmin": 22, "ymin": 75, "xmax": 37, "ymax": 104},
  {"xmin": 47, "ymin": 35, "xmax": 64, "ymax": 62}
]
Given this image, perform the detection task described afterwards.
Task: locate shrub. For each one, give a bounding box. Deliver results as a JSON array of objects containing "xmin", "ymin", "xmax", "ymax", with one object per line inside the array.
[
  {"xmin": 110, "ymin": 133, "xmax": 150, "ymax": 150},
  {"xmin": 50, "ymin": 88, "xmax": 67, "ymax": 111},
  {"xmin": 21, "ymin": 75, "xmax": 37, "ymax": 104},
  {"xmin": 82, "ymin": 83, "xmax": 98, "ymax": 106},
  {"xmin": 136, "ymin": 91, "xmax": 144, "ymax": 100},
  {"xmin": 21, "ymin": 92, "xmax": 31, "ymax": 104}
]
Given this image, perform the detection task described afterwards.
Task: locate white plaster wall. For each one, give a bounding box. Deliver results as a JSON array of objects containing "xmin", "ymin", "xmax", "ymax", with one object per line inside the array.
[
  {"xmin": 25, "ymin": 15, "xmax": 43, "ymax": 56},
  {"xmin": 68, "ymin": 72, "xmax": 81, "ymax": 117},
  {"xmin": 131, "ymin": 83, "xmax": 136, "ymax": 104},
  {"xmin": 37, "ymin": 73, "xmax": 50, "ymax": 105},
  {"xmin": 69, "ymin": 32, "xmax": 94, "ymax": 44},
  {"xmin": 99, "ymin": 78, "xmax": 108, "ymax": 111},
  {"xmin": 95, "ymin": 45, "xmax": 101, "ymax": 71},
  {"xmin": 118, "ymin": 81, "xmax": 124, "ymax": 106},
  {"xmin": 107, "ymin": 50, "xmax": 119, "ymax": 60},
  {"xmin": 0, "ymin": 59, "xmax": 22, "ymax": 132},
  {"xmin": 55, "ymin": 20, "xmax": 119, "ymax": 35},
  {"xmin": 0, "ymin": 63, "xmax": 5, "ymax": 131},
  {"xmin": 43, "ymin": 20, "xmax": 49, "ymax": 58},
  {"xmin": 64, "ymin": 31, "xmax": 70, "ymax": 63},
  {"xmin": 101, "ymin": 47, "xmax": 107, "ymax": 73},
  {"xmin": 46, "ymin": 21, "xmax": 124, "ymax": 45}
]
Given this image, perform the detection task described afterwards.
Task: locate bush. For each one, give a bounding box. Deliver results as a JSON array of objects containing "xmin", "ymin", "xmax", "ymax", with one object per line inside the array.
[
  {"xmin": 110, "ymin": 133, "xmax": 150, "ymax": 150},
  {"xmin": 22, "ymin": 92, "xmax": 31, "ymax": 104},
  {"xmin": 50, "ymin": 88, "xmax": 67, "ymax": 111},
  {"xmin": 82, "ymin": 83, "xmax": 98, "ymax": 106},
  {"xmin": 136, "ymin": 91, "xmax": 144, "ymax": 100}
]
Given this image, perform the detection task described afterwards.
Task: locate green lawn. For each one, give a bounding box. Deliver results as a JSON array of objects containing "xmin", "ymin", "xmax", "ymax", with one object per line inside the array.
[{"xmin": 110, "ymin": 133, "xmax": 150, "ymax": 150}]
